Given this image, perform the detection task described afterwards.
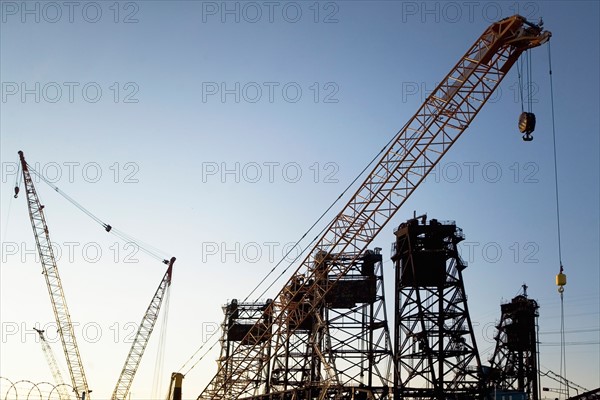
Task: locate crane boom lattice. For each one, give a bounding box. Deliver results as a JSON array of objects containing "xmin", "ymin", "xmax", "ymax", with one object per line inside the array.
[
  {"xmin": 34, "ymin": 328, "xmax": 72, "ymax": 400},
  {"xmin": 111, "ymin": 257, "xmax": 176, "ymax": 400},
  {"xmin": 18, "ymin": 151, "xmax": 90, "ymax": 400},
  {"xmin": 198, "ymin": 15, "xmax": 550, "ymax": 400}
]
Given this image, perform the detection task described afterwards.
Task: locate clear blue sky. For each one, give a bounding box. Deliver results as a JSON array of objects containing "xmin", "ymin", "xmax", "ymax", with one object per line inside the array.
[{"xmin": 1, "ymin": 1, "xmax": 598, "ymax": 398}]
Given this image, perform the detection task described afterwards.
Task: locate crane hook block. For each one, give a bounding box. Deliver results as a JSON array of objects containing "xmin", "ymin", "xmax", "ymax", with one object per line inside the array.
[
  {"xmin": 556, "ymin": 264, "xmax": 566, "ymax": 294},
  {"xmin": 14, "ymin": 186, "xmax": 19, "ymax": 198},
  {"xmin": 105, "ymin": 224, "xmax": 112, "ymax": 232},
  {"xmin": 519, "ymin": 112, "xmax": 536, "ymax": 141},
  {"xmin": 556, "ymin": 271, "xmax": 566, "ymax": 287}
]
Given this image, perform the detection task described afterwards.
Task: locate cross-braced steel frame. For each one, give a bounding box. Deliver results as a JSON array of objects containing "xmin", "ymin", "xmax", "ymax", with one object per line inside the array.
[
  {"xmin": 487, "ymin": 294, "xmax": 540, "ymax": 400},
  {"xmin": 199, "ymin": 16, "xmax": 550, "ymax": 400},
  {"xmin": 18, "ymin": 151, "xmax": 90, "ymax": 399},
  {"xmin": 216, "ymin": 300, "xmax": 274, "ymax": 399},
  {"xmin": 392, "ymin": 217, "xmax": 481, "ymax": 399},
  {"xmin": 214, "ymin": 251, "xmax": 394, "ymax": 400}
]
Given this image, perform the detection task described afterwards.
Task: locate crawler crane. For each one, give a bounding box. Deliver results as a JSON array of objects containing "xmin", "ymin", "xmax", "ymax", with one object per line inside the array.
[
  {"xmin": 17, "ymin": 151, "xmax": 90, "ymax": 400},
  {"xmin": 111, "ymin": 257, "xmax": 176, "ymax": 400},
  {"xmin": 18, "ymin": 150, "xmax": 174, "ymax": 400},
  {"xmin": 192, "ymin": 15, "xmax": 551, "ymax": 400}
]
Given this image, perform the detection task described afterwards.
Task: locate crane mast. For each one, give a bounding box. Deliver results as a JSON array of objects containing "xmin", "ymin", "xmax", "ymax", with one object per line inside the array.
[
  {"xmin": 18, "ymin": 150, "xmax": 90, "ymax": 400},
  {"xmin": 111, "ymin": 257, "xmax": 176, "ymax": 400},
  {"xmin": 34, "ymin": 328, "xmax": 72, "ymax": 400},
  {"xmin": 199, "ymin": 15, "xmax": 551, "ymax": 400}
]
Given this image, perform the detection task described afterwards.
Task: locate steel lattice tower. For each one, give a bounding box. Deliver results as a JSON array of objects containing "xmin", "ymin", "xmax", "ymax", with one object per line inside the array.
[
  {"xmin": 487, "ymin": 291, "xmax": 540, "ymax": 400},
  {"xmin": 217, "ymin": 299, "xmax": 273, "ymax": 398},
  {"xmin": 391, "ymin": 216, "xmax": 482, "ymax": 399},
  {"xmin": 214, "ymin": 250, "xmax": 394, "ymax": 400},
  {"xmin": 321, "ymin": 249, "xmax": 393, "ymax": 393}
]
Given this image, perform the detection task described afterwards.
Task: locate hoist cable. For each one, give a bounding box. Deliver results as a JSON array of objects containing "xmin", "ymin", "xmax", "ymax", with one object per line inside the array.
[
  {"xmin": 28, "ymin": 164, "xmax": 109, "ymax": 229},
  {"xmin": 152, "ymin": 285, "xmax": 171, "ymax": 398},
  {"xmin": 179, "ymin": 121, "xmax": 413, "ymax": 375},
  {"xmin": 251, "ymin": 225, "xmax": 326, "ymax": 303},
  {"xmin": 517, "ymin": 57, "xmax": 525, "ymax": 113},
  {"xmin": 548, "ymin": 43, "xmax": 563, "ymax": 266},
  {"xmin": 548, "ymin": 41, "xmax": 568, "ymax": 399},
  {"xmin": 559, "ymin": 292, "xmax": 569, "ymax": 398},
  {"xmin": 528, "ymin": 50, "xmax": 534, "ymax": 113},
  {"xmin": 110, "ymin": 228, "xmax": 170, "ymax": 263},
  {"xmin": 26, "ymin": 163, "xmax": 170, "ymax": 264},
  {"xmin": 244, "ymin": 118, "xmax": 411, "ymax": 304},
  {"xmin": 242, "ymin": 123, "xmax": 404, "ymax": 303},
  {"xmin": 181, "ymin": 330, "xmax": 222, "ymax": 376}
]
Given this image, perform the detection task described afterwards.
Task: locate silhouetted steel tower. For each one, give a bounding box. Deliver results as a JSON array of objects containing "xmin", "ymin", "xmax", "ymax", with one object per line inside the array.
[
  {"xmin": 217, "ymin": 299, "xmax": 273, "ymax": 397},
  {"xmin": 488, "ymin": 289, "xmax": 540, "ymax": 400},
  {"xmin": 391, "ymin": 216, "xmax": 482, "ymax": 399},
  {"xmin": 213, "ymin": 250, "xmax": 394, "ymax": 400}
]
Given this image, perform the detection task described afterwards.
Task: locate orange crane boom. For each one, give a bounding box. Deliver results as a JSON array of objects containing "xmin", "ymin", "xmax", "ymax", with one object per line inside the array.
[
  {"xmin": 18, "ymin": 150, "xmax": 90, "ymax": 400},
  {"xmin": 111, "ymin": 257, "xmax": 176, "ymax": 400},
  {"xmin": 198, "ymin": 15, "xmax": 551, "ymax": 400}
]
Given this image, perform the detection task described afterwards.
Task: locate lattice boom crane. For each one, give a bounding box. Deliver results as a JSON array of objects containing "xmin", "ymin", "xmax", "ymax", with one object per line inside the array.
[
  {"xmin": 111, "ymin": 257, "xmax": 176, "ymax": 400},
  {"xmin": 34, "ymin": 328, "xmax": 72, "ymax": 400},
  {"xmin": 18, "ymin": 150, "xmax": 90, "ymax": 400},
  {"xmin": 198, "ymin": 15, "xmax": 551, "ymax": 400}
]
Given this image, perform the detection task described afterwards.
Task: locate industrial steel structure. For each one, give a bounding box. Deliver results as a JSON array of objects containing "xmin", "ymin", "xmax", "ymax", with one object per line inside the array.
[
  {"xmin": 17, "ymin": 150, "xmax": 174, "ymax": 400},
  {"xmin": 10, "ymin": 14, "xmax": 572, "ymax": 400},
  {"xmin": 111, "ymin": 258, "xmax": 176, "ymax": 400},
  {"xmin": 487, "ymin": 289, "xmax": 540, "ymax": 399},
  {"xmin": 213, "ymin": 250, "xmax": 394, "ymax": 400},
  {"xmin": 18, "ymin": 150, "xmax": 90, "ymax": 400},
  {"xmin": 197, "ymin": 14, "xmax": 551, "ymax": 400},
  {"xmin": 391, "ymin": 217, "xmax": 481, "ymax": 399},
  {"xmin": 34, "ymin": 328, "xmax": 72, "ymax": 400}
]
